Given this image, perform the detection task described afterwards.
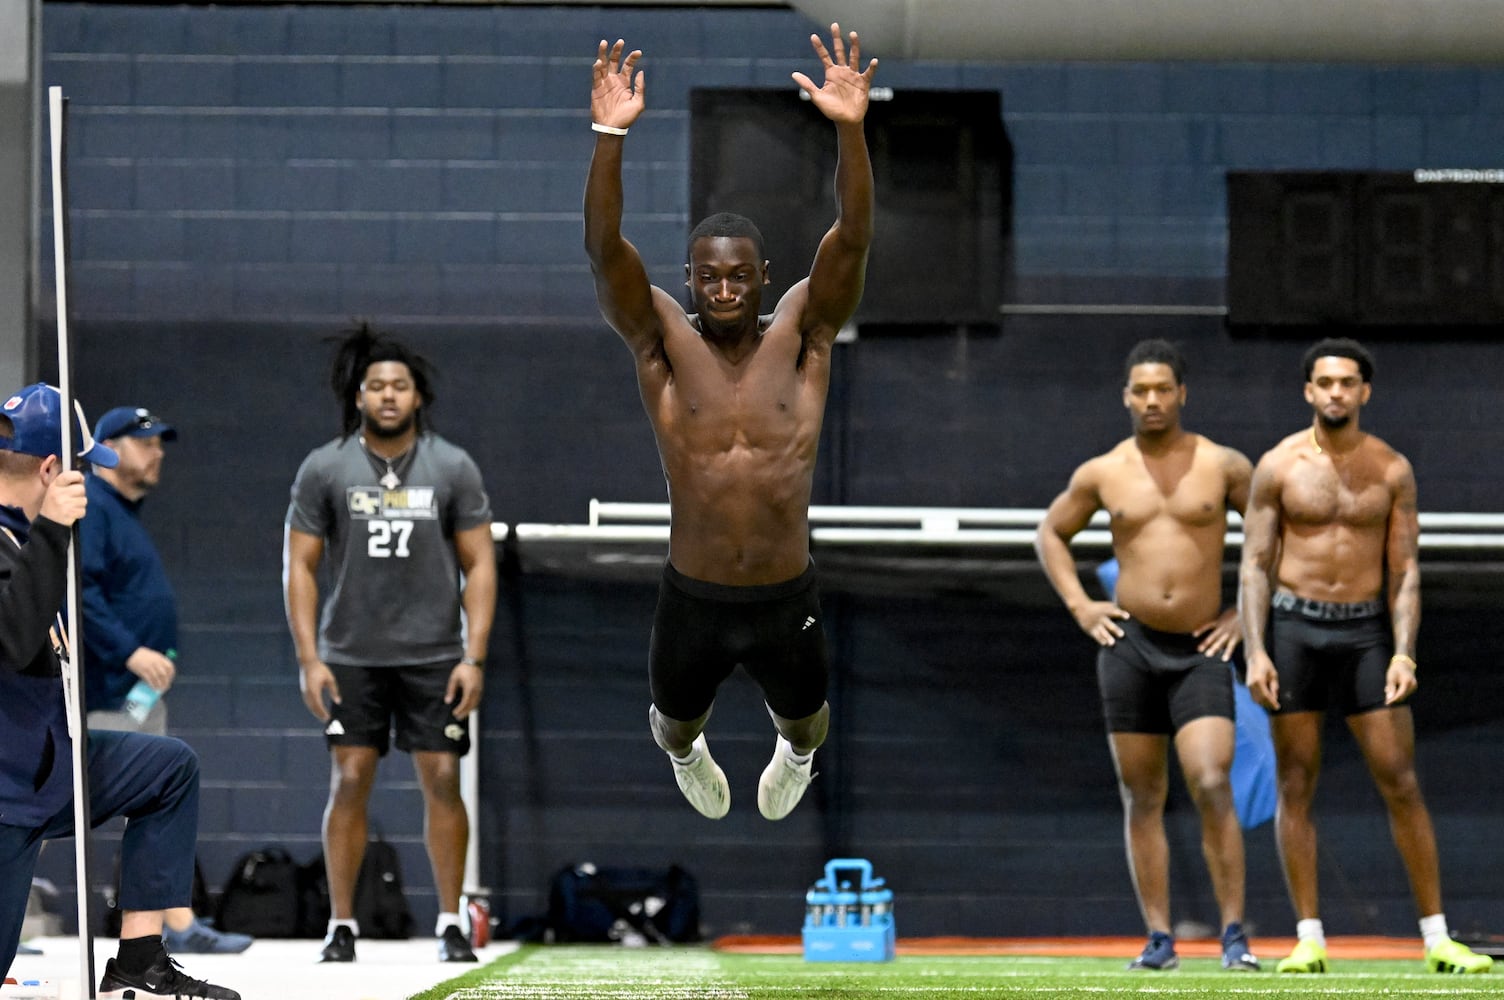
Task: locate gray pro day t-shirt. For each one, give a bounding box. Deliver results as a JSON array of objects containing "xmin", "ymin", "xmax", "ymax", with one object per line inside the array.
[{"xmin": 286, "ymin": 433, "xmax": 492, "ymax": 667}]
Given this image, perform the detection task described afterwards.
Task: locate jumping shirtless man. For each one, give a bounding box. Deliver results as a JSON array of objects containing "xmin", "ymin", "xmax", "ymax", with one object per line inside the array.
[
  {"xmin": 1239, "ymin": 337, "xmax": 1492, "ymax": 975},
  {"xmin": 583, "ymin": 25, "xmax": 876, "ymax": 820},
  {"xmin": 1037, "ymin": 339, "xmax": 1258, "ymax": 972}
]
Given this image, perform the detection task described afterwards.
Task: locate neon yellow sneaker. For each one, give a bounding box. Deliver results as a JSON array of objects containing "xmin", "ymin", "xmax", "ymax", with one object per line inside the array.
[
  {"xmin": 1276, "ymin": 939, "xmax": 1329, "ymax": 973},
  {"xmin": 1427, "ymin": 939, "xmax": 1493, "ymax": 974}
]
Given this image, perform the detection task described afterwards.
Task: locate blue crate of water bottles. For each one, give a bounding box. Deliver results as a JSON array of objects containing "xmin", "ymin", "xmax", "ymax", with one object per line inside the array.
[{"xmin": 801, "ymin": 857, "xmax": 895, "ymax": 962}]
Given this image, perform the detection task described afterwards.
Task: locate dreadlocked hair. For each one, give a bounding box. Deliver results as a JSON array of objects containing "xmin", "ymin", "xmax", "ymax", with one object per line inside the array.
[{"xmin": 327, "ymin": 321, "xmax": 437, "ymax": 438}]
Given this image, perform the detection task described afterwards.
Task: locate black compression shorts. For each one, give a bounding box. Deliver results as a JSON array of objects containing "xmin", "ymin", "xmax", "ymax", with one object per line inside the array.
[
  {"xmin": 649, "ymin": 560, "xmax": 829, "ymax": 723},
  {"xmin": 1096, "ymin": 617, "xmax": 1235, "ymax": 734},
  {"xmin": 1268, "ymin": 596, "xmax": 1392, "ymax": 715}
]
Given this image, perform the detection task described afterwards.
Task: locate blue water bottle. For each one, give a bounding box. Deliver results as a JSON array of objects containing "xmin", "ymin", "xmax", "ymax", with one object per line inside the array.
[{"xmin": 123, "ymin": 648, "xmax": 174, "ymax": 723}]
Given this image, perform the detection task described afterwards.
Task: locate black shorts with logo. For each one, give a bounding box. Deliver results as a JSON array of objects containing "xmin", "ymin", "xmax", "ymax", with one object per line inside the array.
[
  {"xmin": 649, "ymin": 560, "xmax": 828, "ymax": 723},
  {"xmin": 1096, "ymin": 617, "xmax": 1235, "ymax": 735},
  {"xmin": 325, "ymin": 661, "xmax": 471, "ymax": 757},
  {"xmin": 1267, "ymin": 592, "xmax": 1391, "ymax": 715}
]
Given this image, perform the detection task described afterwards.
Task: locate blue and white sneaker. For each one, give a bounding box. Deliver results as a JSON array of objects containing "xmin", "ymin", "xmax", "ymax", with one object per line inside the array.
[
  {"xmin": 1128, "ymin": 931, "xmax": 1179, "ymax": 970},
  {"xmin": 1221, "ymin": 922, "xmax": 1261, "ymax": 971},
  {"xmin": 164, "ymin": 918, "xmax": 253, "ymax": 955}
]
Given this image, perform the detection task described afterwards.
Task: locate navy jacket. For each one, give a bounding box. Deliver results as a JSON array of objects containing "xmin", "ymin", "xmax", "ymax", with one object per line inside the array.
[
  {"xmin": 0, "ymin": 504, "xmax": 78, "ymax": 827},
  {"xmin": 80, "ymin": 476, "xmax": 178, "ymax": 713}
]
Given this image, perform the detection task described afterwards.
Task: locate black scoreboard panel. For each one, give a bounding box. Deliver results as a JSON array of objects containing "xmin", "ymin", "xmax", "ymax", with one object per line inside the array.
[{"xmin": 1227, "ymin": 170, "xmax": 1504, "ymax": 326}]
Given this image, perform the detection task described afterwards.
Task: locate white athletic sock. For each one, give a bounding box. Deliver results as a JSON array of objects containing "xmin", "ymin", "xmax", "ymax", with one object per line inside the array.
[
  {"xmin": 436, "ymin": 911, "xmax": 463, "ymax": 936},
  {"xmin": 1296, "ymin": 918, "xmax": 1325, "ymax": 947},
  {"xmin": 1419, "ymin": 913, "xmax": 1449, "ymax": 951},
  {"xmin": 328, "ymin": 918, "xmax": 358, "ymax": 937}
]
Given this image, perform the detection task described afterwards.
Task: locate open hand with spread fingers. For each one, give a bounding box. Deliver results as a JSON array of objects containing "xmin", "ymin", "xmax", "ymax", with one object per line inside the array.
[
  {"xmin": 592, "ymin": 38, "xmax": 645, "ymax": 132},
  {"xmin": 792, "ymin": 22, "xmax": 878, "ymax": 124}
]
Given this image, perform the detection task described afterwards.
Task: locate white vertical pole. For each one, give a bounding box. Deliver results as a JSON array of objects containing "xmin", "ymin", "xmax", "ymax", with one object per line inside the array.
[
  {"xmin": 49, "ymin": 83, "xmax": 96, "ymax": 999},
  {"xmin": 461, "ymin": 710, "xmax": 480, "ymax": 893}
]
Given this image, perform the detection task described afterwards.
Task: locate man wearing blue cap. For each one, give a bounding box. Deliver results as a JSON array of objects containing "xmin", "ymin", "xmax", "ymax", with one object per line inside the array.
[
  {"xmin": 83, "ymin": 406, "xmax": 181, "ymax": 735},
  {"xmin": 80, "ymin": 406, "xmax": 253, "ymax": 955},
  {"xmin": 0, "ymin": 383, "xmax": 240, "ymax": 999}
]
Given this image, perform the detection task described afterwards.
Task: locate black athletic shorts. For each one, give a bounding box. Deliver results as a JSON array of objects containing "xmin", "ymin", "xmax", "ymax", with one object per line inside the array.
[
  {"xmin": 325, "ymin": 661, "xmax": 471, "ymax": 757},
  {"xmin": 1268, "ymin": 595, "xmax": 1391, "ymax": 715},
  {"xmin": 649, "ymin": 560, "xmax": 828, "ymax": 723},
  {"xmin": 1096, "ymin": 617, "xmax": 1235, "ymax": 734}
]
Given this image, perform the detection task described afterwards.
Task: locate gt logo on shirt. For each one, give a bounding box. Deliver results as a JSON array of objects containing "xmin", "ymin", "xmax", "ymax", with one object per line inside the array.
[{"xmin": 348, "ymin": 488, "xmax": 383, "ymax": 517}]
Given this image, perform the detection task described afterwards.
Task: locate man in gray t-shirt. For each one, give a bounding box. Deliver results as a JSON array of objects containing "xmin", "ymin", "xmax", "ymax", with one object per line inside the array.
[{"xmin": 283, "ymin": 326, "xmax": 496, "ymax": 965}]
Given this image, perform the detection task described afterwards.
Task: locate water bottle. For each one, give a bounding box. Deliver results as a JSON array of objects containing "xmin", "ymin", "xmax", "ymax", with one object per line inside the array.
[
  {"xmin": 123, "ymin": 682, "xmax": 159, "ymax": 723},
  {"xmin": 806, "ymin": 882, "xmax": 831, "ymax": 926},
  {"xmin": 123, "ymin": 649, "xmax": 174, "ymax": 724},
  {"xmin": 867, "ymin": 880, "xmax": 893, "ymax": 926},
  {"xmin": 834, "ymin": 880, "xmax": 857, "ymax": 927}
]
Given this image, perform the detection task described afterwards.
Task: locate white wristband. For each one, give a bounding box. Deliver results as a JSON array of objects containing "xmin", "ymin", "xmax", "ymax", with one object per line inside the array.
[{"xmin": 591, "ymin": 122, "xmax": 629, "ymax": 136}]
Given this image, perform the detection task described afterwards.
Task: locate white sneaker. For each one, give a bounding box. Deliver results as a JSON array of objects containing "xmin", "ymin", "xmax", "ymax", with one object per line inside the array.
[
  {"xmin": 670, "ymin": 734, "xmax": 730, "ymax": 818},
  {"xmin": 757, "ymin": 736, "xmax": 814, "ymax": 820}
]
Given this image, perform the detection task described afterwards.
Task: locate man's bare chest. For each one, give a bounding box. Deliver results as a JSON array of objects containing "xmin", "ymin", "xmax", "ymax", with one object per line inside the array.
[
  {"xmin": 1101, "ymin": 461, "xmax": 1228, "ymax": 532},
  {"xmin": 1282, "ymin": 463, "xmax": 1390, "ymax": 528}
]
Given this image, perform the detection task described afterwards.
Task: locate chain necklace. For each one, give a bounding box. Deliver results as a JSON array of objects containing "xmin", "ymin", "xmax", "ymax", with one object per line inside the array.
[
  {"xmin": 1311, "ymin": 425, "xmax": 1356, "ymax": 460},
  {"xmin": 360, "ymin": 436, "xmax": 415, "ymax": 490}
]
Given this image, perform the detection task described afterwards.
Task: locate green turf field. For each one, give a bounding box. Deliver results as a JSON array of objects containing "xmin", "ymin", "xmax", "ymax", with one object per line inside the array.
[{"xmin": 409, "ymin": 944, "xmax": 1502, "ymax": 1000}]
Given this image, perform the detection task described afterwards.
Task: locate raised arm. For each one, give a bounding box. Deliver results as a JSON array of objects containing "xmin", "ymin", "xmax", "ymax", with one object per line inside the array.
[
  {"xmin": 793, "ymin": 24, "xmax": 878, "ymax": 344},
  {"xmin": 1035, "ymin": 462, "xmax": 1127, "ymax": 646},
  {"xmin": 1383, "ymin": 454, "xmax": 1421, "ymax": 704},
  {"xmin": 584, "ymin": 38, "xmax": 661, "ymax": 353},
  {"xmin": 1238, "ymin": 455, "xmax": 1283, "ymax": 708}
]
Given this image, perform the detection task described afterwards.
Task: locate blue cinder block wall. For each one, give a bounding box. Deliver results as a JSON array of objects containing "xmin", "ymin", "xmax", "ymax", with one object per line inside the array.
[{"xmin": 32, "ymin": 3, "xmax": 1504, "ymax": 939}]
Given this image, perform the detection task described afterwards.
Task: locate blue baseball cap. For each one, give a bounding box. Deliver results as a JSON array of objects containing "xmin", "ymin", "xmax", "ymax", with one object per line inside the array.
[
  {"xmin": 94, "ymin": 406, "xmax": 178, "ymax": 443},
  {"xmin": 0, "ymin": 383, "xmax": 119, "ymax": 468}
]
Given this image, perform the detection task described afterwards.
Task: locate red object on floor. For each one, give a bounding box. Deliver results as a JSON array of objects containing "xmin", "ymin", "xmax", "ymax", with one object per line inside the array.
[{"xmin": 467, "ymin": 897, "xmax": 491, "ymax": 949}]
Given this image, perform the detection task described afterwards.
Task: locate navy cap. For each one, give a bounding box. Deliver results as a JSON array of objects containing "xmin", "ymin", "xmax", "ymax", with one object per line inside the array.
[
  {"xmin": 94, "ymin": 406, "xmax": 178, "ymax": 443},
  {"xmin": 0, "ymin": 383, "xmax": 119, "ymax": 468}
]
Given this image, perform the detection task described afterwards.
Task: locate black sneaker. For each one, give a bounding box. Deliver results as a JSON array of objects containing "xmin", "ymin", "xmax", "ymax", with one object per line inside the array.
[
  {"xmin": 1128, "ymin": 931, "xmax": 1179, "ymax": 971},
  {"xmin": 438, "ymin": 924, "xmax": 478, "ymax": 962},
  {"xmin": 1221, "ymin": 922, "xmax": 1261, "ymax": 971},
  {"xmin": 98, "ymin": 954, "xmax": 240, "ymax": 999},
  {"xmin": 318, "ymin": 925, "xmax": 356, "ymax": 963}
]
